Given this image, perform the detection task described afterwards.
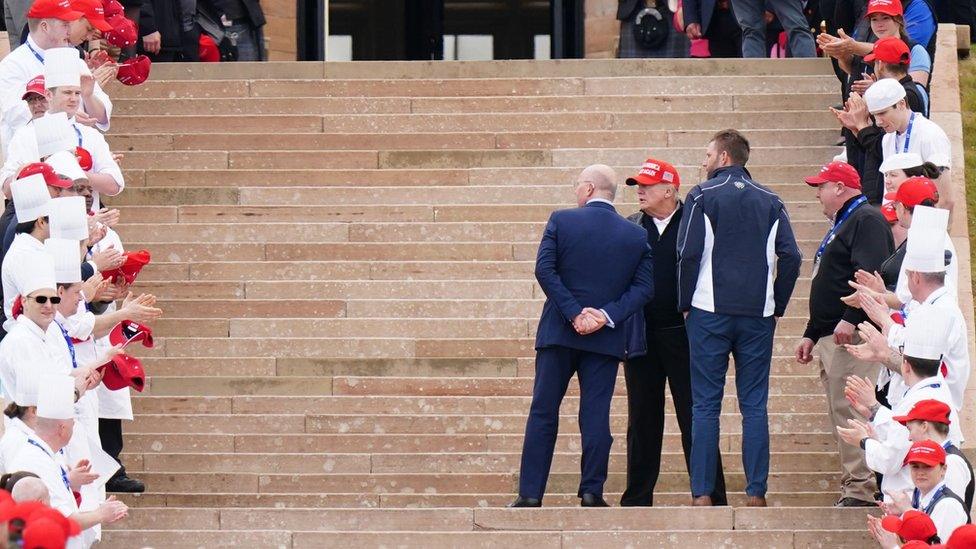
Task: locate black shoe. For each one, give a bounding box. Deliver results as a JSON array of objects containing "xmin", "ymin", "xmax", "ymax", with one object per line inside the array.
[
  {"xmin": 508, "ymin": 496, "xmax": 541, "ymax": 508},
  {"xmin": 834, "ymin": 497, "xmax": 876, "ymax": 507},
  {"xmin": 105, "ymin": 474, "xmax": 145, "ymax": 493},
  {"xmin": 580, "ymin": 493, "xmax": 609, "ymax": 507}
]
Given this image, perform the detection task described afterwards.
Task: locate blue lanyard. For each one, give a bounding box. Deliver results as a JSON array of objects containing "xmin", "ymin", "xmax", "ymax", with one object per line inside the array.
[
  {"xmin": 896, "ymin": 112, "xmax": 916, "ymax": 154},
  {"xmin": 914, "ymin": 485, "xmax": 947, "ymax": 514},
  {"xmin": 25, "ymin": 41, "xmax": 44, "ymax": 63},
  {"xmin": 26, "ymin": 438, "xmax": 71, "ymax": 492},
  {"xmin": 56, "ymin": 321, "xmax": 77, "ymax": 369},
  {"xmin": 815, "ymin": 196, "xmax": 868, "ymax": 265},
  {"xmin": 72, "ymin": 124, "xmax": 82, "ymax": 147}
]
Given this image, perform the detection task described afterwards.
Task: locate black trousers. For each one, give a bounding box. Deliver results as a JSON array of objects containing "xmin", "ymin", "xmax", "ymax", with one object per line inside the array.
[
  {"xmin": 99, "ymin": 418, "xmax": 127, "ymax": 477},
  {"xmin": 620, "ymin": 325, "xmax": 728, "ymax": 506}
]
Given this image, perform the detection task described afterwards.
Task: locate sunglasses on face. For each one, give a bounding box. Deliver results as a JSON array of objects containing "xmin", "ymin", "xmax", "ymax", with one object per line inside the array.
[{"xmin": 28, "ymin": 296, "xmax": 61, "ymax": 305}]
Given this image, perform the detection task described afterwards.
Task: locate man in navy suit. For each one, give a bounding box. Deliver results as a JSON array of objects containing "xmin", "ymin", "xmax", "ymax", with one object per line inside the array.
[{"xmin": 510, "ymin": 164, "xmax": 654, "ymax": 508}]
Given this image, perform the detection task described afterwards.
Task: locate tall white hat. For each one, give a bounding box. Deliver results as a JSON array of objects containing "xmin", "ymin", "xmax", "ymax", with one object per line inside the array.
[
  {"xmin": 45, "ymin": 238, "xmax": 81, "ymax": 283},
  {"xmin": 903, "ymin": 306, "xmax": 951, "ymax": 361},
  {"xmin": 903, "ymin": 206, "xmax": 950, "ymax": 273},
  {"xmin": 14, "ymin": 366, "xmax": 40, "ymax": 407},
  {"xmin": 11, "ymin": 173, "xmax": 51, "ymax": 223},
  {"xmin": 878, "ymin": 152, "xmax": 923, "ymax": 174},
  {"xmin": 864, "ymin": 78, "xmax": 906, "ymax": 114},
  {"xmin": 48, "ymin": 196, "xmax": 88, "ymax": 240},
  {"xmin": 33, "ymin": 112, "xmax": 76, "ymax": 159},
  {"xmin": 19, "ymin": 252, "xmax": 57, "ymax": 298},
  {"xmin": 43, "ymin": 47, "xmax": 82, "ymax": 89},
  {"xmin": 36, "ymin": 374, "xmax": 75, "ymax": 420},
  {"xmin": 46, "ymin": 150, "xmax": 86, "ymax": 183}
]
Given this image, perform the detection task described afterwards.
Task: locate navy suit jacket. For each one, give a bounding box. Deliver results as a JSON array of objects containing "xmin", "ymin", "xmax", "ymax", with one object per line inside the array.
[
  {"xmin": 534, "ymin": 201, "xmax": 654, "ymax": 360},
  {"xmin": 682, "ymin": 0, "xmax": 719, "ymax": 33}
]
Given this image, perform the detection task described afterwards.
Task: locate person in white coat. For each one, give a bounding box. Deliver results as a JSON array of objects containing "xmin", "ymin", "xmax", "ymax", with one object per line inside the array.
[
  {"xmin": 1, "ymin": 173, "xmax": 54, "ymax": 333},
  {"xmin": 0, "ymin": 0, "xmax": 112, "ymax": 154}
]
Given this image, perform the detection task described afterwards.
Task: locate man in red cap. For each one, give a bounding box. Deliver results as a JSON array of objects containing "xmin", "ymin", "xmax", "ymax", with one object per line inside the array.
[
  {"xmin": 797, "ymin": 160, "xmax": 894, "ymax": 507},
  {"xmin": 882, "ymin": 440, "xmax": 970, "ymax": 542},
  {"xmin": 22, "ymin": 75, "xmax": 49, "ymax": 119},
  {"xmin": 616, "ymin": 158, "xmax": 727, "ymax": 508}
]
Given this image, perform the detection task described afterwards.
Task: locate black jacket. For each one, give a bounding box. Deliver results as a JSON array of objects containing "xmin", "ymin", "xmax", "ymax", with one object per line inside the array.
[
  {"xmin": 202, "ymin": 0, "xmax": 266, "ymax": 28},
  {"xmin": 628, "ymin": 205, "xmax": 685, "ymax": 330},
  {"xmin": 140, "ymin": 0, "xmax": 185, "ymax": 50}
]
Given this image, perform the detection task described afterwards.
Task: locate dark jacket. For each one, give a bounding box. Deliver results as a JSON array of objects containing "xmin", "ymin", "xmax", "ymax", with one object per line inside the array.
[
  {"xmin": 534, "ymin": 201, "xmax": 654, "ymax": 360},
  {"xmin": 677, "ymin": 165, "xmax": 802, "ymax": 318},
  {"xmin": 140, "ymin": 0, "xmax": 186, "ymax": 51},
  {"xmin": 628, "ymin": 205, "xmax": 685, "ymax": 329},
  {"xmin": 203, "ymin": 0, "xmax": 266, "ymax": 28},
  {"xmin": 617, "ymin": 0, "xmax": 642, "ymax": 20},
  {"xmin": 681, "ymin": 0, "xmax": 720, "ymax": 33}
]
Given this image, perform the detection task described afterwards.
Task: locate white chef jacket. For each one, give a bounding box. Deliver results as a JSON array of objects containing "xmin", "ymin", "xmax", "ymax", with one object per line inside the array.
[
  {"xmin": 866, "ymin": 376, "xmax": 962, "ymax": 499},
  {"xmin": 885, "ymin": 287, "xmax": 969, "ymax": 410},
  {"xmin": 0, "ymin": 35, "xmax": 112, "ymax": 155},
  {"xmin": 894, "ymin": 235, "xmax": 958, "ymax": 308},
  {"xmin": 0, "ymin": 416, "xmax": 35, "ymax": 473},
  {"xmin": 0, "ymin": 316, "xmax": 71, "ymax": 404},
  {"xmin": 1, "ymin": 233, "xmax": 49, "ymax": 332},
  {"xmin": 912, "ymin": 481, "xmax": 970, "ymax": 542},
  {"xmin": 90, "ymin": 228, "xmax": 131, "ymax": 420}
]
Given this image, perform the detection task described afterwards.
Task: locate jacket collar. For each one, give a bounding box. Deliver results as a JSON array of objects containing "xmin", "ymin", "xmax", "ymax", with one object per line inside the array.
[
  {"xmin": 708, "ymin": 165, "xmax": 752, "ymax": 181},
  {"xmin": 16, "ymin": 315, "xmax": 48, "ymax": 341},
  {"xmin": 585, "ymin": 198, "xmax": 616, "ymax": 212}
]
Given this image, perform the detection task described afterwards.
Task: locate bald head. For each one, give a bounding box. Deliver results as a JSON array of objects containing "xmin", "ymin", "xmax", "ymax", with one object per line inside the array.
[
  {"xmin": 575, "ymin": 165, "xmax": 617, "ymax": 206},
  {"xmin": 10, "ymin": 476, "xmax": 50, "ymax": 506}
]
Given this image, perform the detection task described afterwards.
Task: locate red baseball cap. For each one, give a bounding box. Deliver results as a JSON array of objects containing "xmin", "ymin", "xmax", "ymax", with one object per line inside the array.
[
  {"xmin": 625, "ymin": 158, "xmax": 680, "ymax": 188},
  {"xmin": 26, "ymin": 0, "xmax": 83, "ymax": 20},
  {"xmin": 101, "ymin": 0, "xmax": 123, "ymax": 18},
  {"xmin": 27, "ymin": 507, "xmax": 81, "ymax": 537},
  {"xmin": 100, "ymin": 249, "xmax": 151, "ymax": 285},
  {"xmin": 885, "ymin": 176, "xmax": 939, "ymax": 207},
  {"xmin": 864, "ymin": 36, "xmax": 911, "ymax": 64},
  {"xmin": 103, "ymin": 14, "xmax": 136, "ymax": 48},
  {"xmin": 70, "ymin": 0, "xmax": 113, "ymax": 31},
  {"xmin": 199, "ymin": 34, "xmax": 220, "ymax": 63},
  {"xmin": 881, "ymin": 510, "xmax": 938, "ymax": 541},
  {"xmin": 866, "ymin": 0, "xmax": 903, "ymax": 17},
  {"xmin": 881, "ymin": 202, "xmax": 898, "ymax": 224},
  {"xmin": 947, "ymin": 524, "xmax": 976, "ymax": 548},
  {"xmin": 74, "ymin": 146, "xmax": 92, "ymax": 171},
  {"xmin": 21, "ymin": 518, "xmax": 67, "ymax": 549},
  {"xmin": 894, "ymin": 399, "xmax": 952, "ymax": 425},
  {"xmin": 18, "ymin": 162, "xmax": 71, "ymax": 189},
  {"xmin": 22, "ymin": 76, "xmax": 46, "ymax": 100},
  {"xmin": 97, "ymin": 353, "xmax": 145, "ymax": 392},
  {"xmin": 109, "ymin": 319, "xmax": 154, "ymax": 349},
  {"xmin": 5, "ymin": 501, "xmax": 47, "ymax": 526},
  {"xmin": 904, "ymin": 439, "xmax": 947, "ymax": 466},
  {"xmin": 804, "ymin": 161, "xmax": 861, "ymax": 189},
  {"xmin": 116, "ymin": 54, "xmax": 150, "ymax": 86}
]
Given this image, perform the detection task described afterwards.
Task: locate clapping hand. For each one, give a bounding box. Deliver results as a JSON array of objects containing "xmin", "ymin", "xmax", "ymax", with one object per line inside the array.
[
  {"xmin": 857, "ymin": 292, "xmax": 893, "ymax": 331},
  {"xmin": 866, "ymin": 514, "xmax": 898, "ymax": 547},
  {"xmin": 844, "ymin": 321, "xmax": 892, "ymax": 363},
  {"xmin": 573, "ymin": 308, "xmax": 607, "ymax": 335},
  {"xmin": 68, "ymin": 460, "xmax": 98, "ymax": 490},
  {"xmin": 836, "ymin": 417, "xmax": 877, "ymax": 447},
  {"xmin": 880, "ymin": 490, "xmax": 912, "ymax": 516},
  {"xmin": 845, "ymin": 375, "xmax": 879, "ymax": 418}
]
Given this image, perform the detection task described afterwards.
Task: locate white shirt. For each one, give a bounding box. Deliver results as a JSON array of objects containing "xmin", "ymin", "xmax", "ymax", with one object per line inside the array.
[
  {"xmin": 894, "ymin": 234, "xmax": 958, "ymax": 307},
  {"xmin": 1, "ymin": 232, "xmax": 47, "ymax": 332},
  {"xmin": 914, "ymin": 481, "xmax": 970, "ymax": 542},
  {"xmin": 0, "ymin": 416, "xmax": 35, "ymax": 473},
  {"xmin": 881, "ymin": 113, "xmax": 952, "ymax": 168},
  {"xmin": 0, "ymin": 316, "xmax": 70, "ymax": 404},
  {"xmin": 886, "ymin": 287, "xmax": 970, "ymax": 410},
  {"xmin": 945, "ymin": 449, "xmax": 973, "ymax": 505},
  {"xmin": 6, "ymin": 433, "xmax": 75, "ymax": 515},
  {"xmin": 92, "ymin": 227, "xmax": 132, "ymax": 421},
  {"xmin": 0, "ymin": 36, "xmax": 112, "ymax": 154},
  {"xmin": 652, "ymin": 210, "xmax": 677, "ymax": 235}
]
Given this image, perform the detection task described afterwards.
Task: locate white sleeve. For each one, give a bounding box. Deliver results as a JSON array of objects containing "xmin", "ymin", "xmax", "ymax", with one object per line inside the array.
[
  {"xmin": 62, "ymin": 311, "xmax": 96, "ymax": 341},
  {"xmin": 945, "ymin": 455, "xmax": 971, "ymax": 499},
  {"xmin": 886, "ymin": 322, "xmax": 907, "ymax": 350},
  {"xmin": 88, "ymin": 130, "xmax": 123, "ymax": 195},
  {"xmin": 920, "ymin": 123, "xmax": 952, "ymax": 168},
  {"xmin": 864, "ymin": 429, "xmax": 912, "ymax": 475},
  {"xmin": 88, "ymin": 80, "xmax": 112, "ymax": 132},
  {"xmin": 0, "ymin": 62, "xmax": 32, "ymax": 154},
  {"xmin": 0, "ymin": 127, "xmax": 38, "ymax": 190},
  {"xmin": 931, "ymin": 500, "xmax": 969, "ymax": 543},
  {"xmin": 7, "ymin": 450, "xmax": 76, "ymax": 516}
]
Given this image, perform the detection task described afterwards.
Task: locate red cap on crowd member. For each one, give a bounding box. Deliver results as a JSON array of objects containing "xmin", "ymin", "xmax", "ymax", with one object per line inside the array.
[
  {"xmin": 102, "ymin": 0, "xmax": 123, "ymax": 18},
  {"xmin": 26, "ymin": 0, "xmax": 83, "ymax": 20},
  {"xmin": 18, "ymin": 162, "xmax": 71, "ymax": 189},
  {"xmin": 109, "ymin": 319, "xmax": 154, "ymax": 349},
  {"xmin": 27, "ymin": 507, "xmax": 81, "ymax": 537},
  {"xmin": 904, "ymin": 439, "xmax": 947, "ymax": 466},
  {"xmin": 881, "ymin": 202, "xmax": 898, "ymax": 224},
  {"xmin": 625, "ymin": 158, "xmax": 680, "ymax": 188},
  {"xmin": 21, "ymin": 518, "xmax": 67, "ymax": 549},
  {"xmin": 865, "ymin": 0, "xmax": 903, "ymax": 17},
  {"xmin": 893, "ymin": 399, "xmax": 952, "ymax": 426},
  {"xmin": 901, "ymin": 542, "xmax": 934, "ymax": 549},
  {"xmin": 864, "ymin": 36, "xmax": 911, "ymax": 64},
  {"xmin": 199, "ymin": 34, "xmax": 220, "ymax": 63},
  {"xmin": 884, "ymin": 176, "xmax": 939, "ymax": 207},
  {"xmin": 100, "ymin": 249, "xmax": 151, "ymax": 284},
  {"xmin": 97, "ymin": 353, "xmax": 145, "ymax": 392},
  {"xmin": 5, "ymin": 501, "xmax": 47, "ymax": 529},
  {"xmin": 69, "ymin": 0, "xmax": 113, "ymax": 31},
  {"xmin": 103, "ymin": 14, "xmax": 136, "ymax": 48},
  {"xmin": 804, "ymin": 161, "xmax": 861, "ymax": 189},
  {"xmin": 22, "ymin": 76, "xmax": 46, "ymax": 100},
  {"xmin": 74, "ymin": 146, "xmax": 92, "ymax": 171},
  {"xmin": 11, "ymin": 295, "xmax": 23, "ymax": 320},
  {"xmin": 881, "ymin": 510, "xmax": 938, "ymax": 542},
  {"xmin": 116, "ymin": 55, "xmax": 150, "ymax": 86},
  {"xmin": 946, "ymin": 524, "xmax": 976, "ymax": 547}
]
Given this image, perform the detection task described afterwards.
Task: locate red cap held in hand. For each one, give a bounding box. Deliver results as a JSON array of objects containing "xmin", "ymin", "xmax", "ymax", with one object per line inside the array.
[
  {"xmin": 103, "ymin": 14, "xmax": 136, "ymax": 48},
  {"xmin": 199, "ymin": 34, "xmax": 220, "ymax": 63},
  {"xmin": 100, "ymin": 249, "xmax": 151, "ymax": 284},
  {"xmin": 116, "ymin": 55, "xmax": 150, "ymax": 86},
  {"xmin": 97, "ymin": 353, "xmax": 146, "ymax": 392},
  {"xmin": 102, "ymin": 0, "xmax": 123, "ymax": 18},
  {"xmin": 109, "ymin": 319, "xmax": 154, "ymax": 349}
]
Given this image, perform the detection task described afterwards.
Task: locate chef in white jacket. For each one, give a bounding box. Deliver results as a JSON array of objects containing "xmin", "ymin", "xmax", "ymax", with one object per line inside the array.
[{"xmin": 1, "ymin": 173, "xmax": 53, "ymax": 332}]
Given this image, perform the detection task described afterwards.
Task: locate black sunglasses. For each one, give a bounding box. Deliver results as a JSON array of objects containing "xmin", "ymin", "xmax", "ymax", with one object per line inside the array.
[{"xmin": 28, "ymin": 296, "xmax": 61, "ymax": 305}]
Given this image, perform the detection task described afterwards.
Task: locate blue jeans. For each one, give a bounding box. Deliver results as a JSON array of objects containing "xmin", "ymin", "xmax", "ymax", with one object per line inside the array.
[
  {"xmin": 686, "ymin": 308, "xmax": 775, "ymax": 497},
  {"xmin": 730, "ymin": 0, "xmax": 816, "ymax": 58},
  {"xmin": 226, "ymin": 22, "xmax": 261, "ymax": 61}
]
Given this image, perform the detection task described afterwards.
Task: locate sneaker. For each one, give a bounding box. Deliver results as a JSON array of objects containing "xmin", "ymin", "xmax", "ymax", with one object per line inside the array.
[{"xmin": 834, "ymin": 496, "xmax": 876, "ymax": 507}]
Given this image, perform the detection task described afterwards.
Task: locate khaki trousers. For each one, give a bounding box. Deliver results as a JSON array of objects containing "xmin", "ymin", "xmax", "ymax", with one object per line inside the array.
[{"xmin": 816, "ymin": 335, "xmax": 881, "ymax": 501}]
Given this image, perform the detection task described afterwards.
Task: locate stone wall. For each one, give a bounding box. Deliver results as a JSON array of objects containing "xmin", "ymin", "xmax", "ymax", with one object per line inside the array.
[
  {"xmin": 584, "ymin": 0, "xmax": 619, "ymax": 58},
  {"xmin": 262, "ymin": 0, "xmax": 298, "ymax": 60}
]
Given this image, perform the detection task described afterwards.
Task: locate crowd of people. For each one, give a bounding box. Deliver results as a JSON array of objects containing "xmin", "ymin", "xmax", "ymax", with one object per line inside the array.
[
  {"xmin": 516, "ymin": 0, "xmax": 976, "ymax": 547},
  {"xmin": 0, "ymin": 0, "xmax": 162, "ymax": 546}
]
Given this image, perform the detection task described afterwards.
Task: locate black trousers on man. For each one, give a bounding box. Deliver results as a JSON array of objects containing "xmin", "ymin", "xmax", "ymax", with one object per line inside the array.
[
  {"xmin": 620, "ymin": 325, "xmax": 728, "ymax": 506},
  {"xmin": 99, "ymin": 418, "xmax": 128, "ymax": 478}
]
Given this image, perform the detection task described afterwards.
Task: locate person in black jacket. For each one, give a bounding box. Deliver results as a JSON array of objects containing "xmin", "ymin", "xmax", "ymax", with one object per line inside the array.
[
  {"xmin": 199, "ymin": 0, "xmax": 266, "ymax": 61},
  {"xmin": 619, "ymin": 158, "xmax": 727, "ymax": 507},
  {"xmin": 139, "ymin": 0, "xmax": 194, "ymax": 61}
]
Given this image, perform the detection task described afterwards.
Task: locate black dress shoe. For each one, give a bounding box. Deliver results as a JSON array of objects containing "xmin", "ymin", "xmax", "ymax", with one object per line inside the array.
[
  {"xmin": 580, "ymin": 493, "xmax": 609, "ymax": 507},
  {"xmin": 834, "ymin": 497, "xmax": 876, "ymax": 507},
  {"xmin": 105, "ymin": 474, "xmax": 146, "ymax": 493},
  {"xmin": 508, "ymin": 496, "xmax": 541, "ymax": 508}
]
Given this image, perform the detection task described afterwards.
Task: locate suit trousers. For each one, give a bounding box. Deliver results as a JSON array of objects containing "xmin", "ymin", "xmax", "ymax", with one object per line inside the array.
[
  {"xmin": 517, "ymin": 346, "xmax": 619, "ymax": 500},
  {"xmin": 620, "ymin": 325, "xmax": 728, "ymax": 506},
  {"xmin": 687, "ymin": 308, "xmax": 775, "ymax": 498},
  {"xmin": 99, "ymin": 418, "xmax": 128, "ymax": 478},
  {"xmin": 816, "ymin": 335, "xmax": 880, "ymax": 502}
]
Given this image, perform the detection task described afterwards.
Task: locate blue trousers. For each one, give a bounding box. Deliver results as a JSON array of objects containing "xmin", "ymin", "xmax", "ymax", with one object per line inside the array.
[
  {"xmin": 686, "ymin": 308, "xmax": 775, "ymax": 497},
  {"xmin": 517, "ymin": 346, "xmax": 619, "ymax": 500},
  {"xmin": 730, "ymin": 0, "xmax": 816, "ymax": 58}
]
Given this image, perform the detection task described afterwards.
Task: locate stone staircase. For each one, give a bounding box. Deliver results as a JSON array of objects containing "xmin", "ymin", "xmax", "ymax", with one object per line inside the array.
[{"xmin": 84, "ymin": 52, "xmax": 972, "ymax": 548}]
